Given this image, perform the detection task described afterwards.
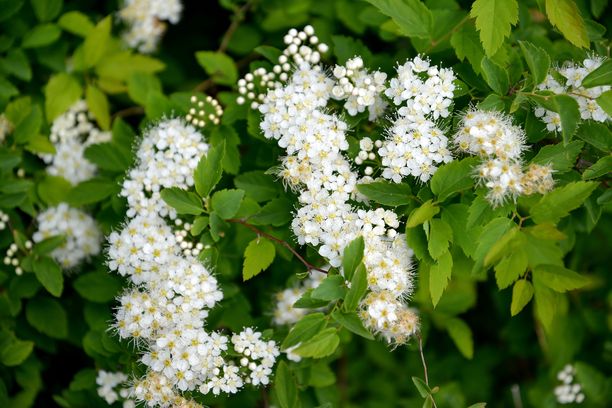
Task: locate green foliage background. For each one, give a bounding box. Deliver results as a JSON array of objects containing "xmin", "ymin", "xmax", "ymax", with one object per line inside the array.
[{"xmin": 0, "ymin": 0, "xmax": 611, "ymax": 407}]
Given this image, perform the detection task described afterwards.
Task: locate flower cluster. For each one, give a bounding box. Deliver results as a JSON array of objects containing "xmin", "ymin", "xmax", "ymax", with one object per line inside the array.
[
  {"xmin": 455, "ymin": 109, "xmax": 553, "ymax": 206},
  {"xmin": 118, "ymin": 0, "xmax": 182, "ymax": 53},
  {"xmin": 96, "ymin": 370, "xmax": 134, "ymax": 408},
  {"xmin": 120, "ymin": 118, "xmax": 208, "ymax": 220},
  {"xmin": 0, "ymin": 210, "xmax": 8, "ymax": 230},
  {"xmin": 185, "ymin": 95, "xmax": 223, "ymax": 128},
  {"xmin": 33, "ymin": 203, "xmax": 102, "ymax": 268},
  {"xmin": 255, "ymin": 27, "xmax": 418, "ymax": 344},
  {"xmin": 378, "ymin": 57, "xmax": 455, "ymax": 183},
  {"xmin": 554, "ymin": 364, "xmax": 585, "ymax": 404},
  {"xmin": 236, "ymin": 25, "xmax": 329, "ymax": 109},
  {"xmin": 41, "ymin": 100, "xmax": 111, "ymax": 185},
  {"xmin": 109, "ymin": 118, "xmax": 278, "ymax": 407},
  {"xmin": 535, "ymin": 57, "xmax": 611, "ymax": 131},
  {"xmin": 3, "ymin": 241, "xmax": 29, "ymax": 276},
  {"xmin": 331, "ymin": 56, "xmax": 388, "ymax": 120},
  {"xmin": 273, "ymin": 271, "xmax": 326, "ymax": 325}
]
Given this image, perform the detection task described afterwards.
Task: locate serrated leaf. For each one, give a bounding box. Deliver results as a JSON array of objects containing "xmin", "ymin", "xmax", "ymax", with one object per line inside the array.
[
  {"xmin": 407, "ymin": 200, "xmax": 440, "ymax": 228},
  {"xmin": 356, "ymin": 181, "xmax": 412, "ymax": 206},
  {"xmin": 430, "ymin": 251, "xmax": 453, "ymax": 307},
  {"xmin": 430, "ymin": 157, "xmax": 478, "ymax": 202},
  {"xmin": 446, "ymin": 318, "xmax": 473, "ymax": 359},
  {"xmin": 364, "ymin": 0, "xmax": 432, "ymax": 39},
  {"xmin": 194, "ymin": 140, "xmax": 225, "ymax": 197},
  {"xmin": 242, "ymin": 238, "xmax": 275, "ymax": 280},
  {"xmin": 596, "ymin": 90, "xmax": 612, "ymax": 116},
  {"xmin": 582, "ymin": 156, "xmax": 612, "ymax": 180},
  {"xmin": 451, "ymin": 24, "xmax": 484, "ymax": 74},
  {"xmin": 343, "ymin": 263, "xmax": 367, "ymax": 312},
  {"xmin": 293, "ymin": 328, "xmax": 340, "ymax": 359},
  {"xmin": 342, "ymin": 236, "xmax": 364, "ymax": 281},
  {"xmin": 195, "ymin": 51, "xmax": 237, "ymax": 85},
  {"xmin": 530, "ymin": 140, "xmax": 583, "ymax": 173},
  {"xmin": 234, "ymin": 170, "xmax": 280, "ymax": 202},
  {"xmin": 282, "ymin": 313, "xmax": 327, "ymax": 350},
  {"xmin": 427, "ymin": 218, "xmax": 453, "ymax": 260},
  {"xmin": 481, "ymin": 57, "xmax": 509, "ymax": 95},
  {"xmin": 160, "ymin": 187, "xmax": 203, "ymax": 215},
  {"xmin": 530, "ymin": 181, "xmax": 598, "ymax": 224},
  {"xmin": 470, "ymin": 0, "xmax": 518, "ymax": 57},
  {"xmin": 210, "ymin": 189, "xmax": 244, "ymax": 219},
  {"xmin": 311, "ymin": 275, "xmax": 346, "ymax": 301},
  {"xmin": 495, "ymin": 248, "xmax": 528, "ymax": 289},
  {"xmin": 532, "ymin": 275, "xmax": 561, "ymax": 331},
  {"xmin": 518, "ymin": 41, "xmax": 550, "ymax": 86},
  {"xmin": 510, "ymin": 279, "xmax": 533, "ymax": 316},
  {"xmin": 331, "ymin": 310, "xmax": 374, "ymax": 340},
  {"xmin": 33, "ymin": 256, "xmax": 63, "ymax": 297},
  {"xmin": 26, "ymin": 297, "xmax": 68, "ymax": 338},
  {"xmin": 545, "ymin": 0, "xmax": 589, "ymax": 49},
  {"xmin": 533, "ymin": 264, "xmax": 588, "ymax": 292}
]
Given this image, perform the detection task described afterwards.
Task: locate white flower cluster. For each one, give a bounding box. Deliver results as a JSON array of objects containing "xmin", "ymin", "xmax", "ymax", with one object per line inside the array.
[
  {"xmin": 455, "ymin": 109, "xmax": 554, "ymax": 206},
  {"xmin": 41, "ymin": 100, "xmax": 111, "ymax": 185},
  {"xmin": 118, "ymin": 0, "xmax": 182, "ymax": 53},
  {"xmin": 96, "ymin": 370, "xmax": 135, "ymax": 408},
  {"xmin": 3, "ymin": 241, "xmax": 30, "ymax": 276},
  {"xmin": 535, "ymin": 57, "xmax": 610, "ymax": 131},
  {"xmin": 109, "ymin": 119, "xmax": 279, "ymax": 407},
  {"xmin": 273, "ymin": 272, "xmax": 326, "ymax": 325},
  {"xmin": 0, "ymin": 210, "xmax": 8, "ymax": 230},
  {"xmin": 186, "ymin": 95, "xmax": 223, "ymax": 128},
  {"xmin": 255, "ymin": 27, "xmax": 418, "ymax": 344},
  {"xmin": 174, "ymin": 219, "xmax": 205, "ymax": 257},
  {"xmin": 237, "ymin": 25, "xmax": 329, "ymax": 109},
  {"xmin": 378, "ymin": 57, "xmax": 455, "ymax": 183},
  {"xmin": 331, "ymin": 57, "xmax": 388, "ymax": 120},
  {"xmin": 120, "ymin": 118, "xmax": 208, "ymax": 220},
  {"xmin": 32, "ymin": 203, "xmax": 102, "ymax": 268},
  {"xmin": 554, "ymin": 364, "xmax": 585, "ymax": 404}
]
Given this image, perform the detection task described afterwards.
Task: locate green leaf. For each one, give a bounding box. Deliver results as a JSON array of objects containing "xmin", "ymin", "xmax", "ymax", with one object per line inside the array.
[
  {"xmin": 13, "ymin": 105, "xmax": 42, "ymax": 144},
  {"xmin": 533, "ymin": 264, "xmax": 588, "ymax": 292},
  {"xmin": 518, "ymin": 41, "xmax": 550, "ymax": 86},
  {"xmin": 427, "ymin": 218, "xmax": 453, "ymax": 260},
  {"xmin": 195, "ymin": 51, "xmax": 237, "ymax": 86},
  {"xmin": 583, "ymin": 156, "xmax": 612, "ymax": 180},
  {"xmin": 430, "ymin": 251, "xmax": 453, "ymax": 307},
  {"xmin": 85, "ymin": 84, "xmax": 110, "ymax": 130},
  {"xmin": 311, "ymin": 275, "xmax": 346, "ymax": 301},
  {"xmin": 84, "ymin": 142, "xmax": 132, "ymax": 172},
  {"xmin": 467, "ymin": 404, "xmax": 487, "ymax": 408},
  {"xmin": 446, "ymin": 318, "xmax": 473, "ymax": 359},
  {"xmin": 494, "ymin": 247, "xmax": 528, "ymax": 289},
  {"xmin": 195, "ymin": 140, "xmax": 225, "ymax": 197},
  {"xmin": 33, "ymin": 256, "xmax": 64, "ymax": 297},
  {"xmin": 1, "ymin": 49, "xmax": 32, "ymax": 81},
  {"xmin": 1, "ymin": 338, "xmax": 34, "ymax": 366},
  {"xmin": 331, "ymin": 310, "xmax": 374, "ymax": 340},
  {"xmin": 83, "ymin": 16, "xmax": 111, "ymax": 68},
  {"xmin": 480, "ymin": 57, "xmax": 509, "ymax": 95},
  {"xmin": 430, "ymin": 157, "xmax": 478, "ymax": 202},
  {"xmin": 249, "ymin": 197, "xmax": 293, "ymax": 226},
  {"xmin": 344, "ymin": 263, "xmax": 367, "ymax": 312},
  {"xmin": 44, "ymin": 73, "xmax": 82, "ymax": 121},
  {"xmin": 254, "ymin": 45, "xmax": 282, "ymax": 63},
  {"xmin": 0, "ymin": 77, "xmax": 18, "ymax": 99},
  {"xmin": 532, "ymin": 275, "xmax": 562, "ymax": 331},
  {"xmin": 332, "ymin": 35, "xmax": 373, "ymax": 65},
  {"xmin": 472, "ymin": 217, "xmax": 515, "ymax": 270},
  {"xmin": 545, "ymin": 0, "xmax": 589, "ymax": 49},
  {"xmin": 73, "ymin": 272, "xmax": 122, "ymax": 303},
  {"xmin": 210, "ymin": 189, "xmax": 245, "ymax": 219},
  {"xmin": 95, "ymin": 51, "xmax": 165, "ymax": 81},
  {"xmin": 32, "ymin": 235, "xmax": 66, "ymax": 256},
  {"xmin": 574, "ymin": 362, "xmax": 607, "ymax": 404},
  {"xmin": 26, "ymin": 297, "xmax": 68, "ymax": 338},
  {"xmin": 31, "ymin": 0, "xmax": 62, "ymax": 22},
  {"xmin": 275, "ymin": 361, "xmax": 301, "ymax": 408},
  {"xmin": 356, "ymin": 181, "xmax": 412, "ymax": 206},
  {"xmin": 470, "ymin": 0, "xmax": 518, "ymax": 57},
  {"xmin": 596, "ymin": 90, "xmax": 612, "ymax": 117},
  {"xmin": 282, "ymin": 313, "xmax": 327, "ymax": 350},
  {"xmin": 407, "ymin": 200, "xmax": 440, "ymax": 228},
  {"xmin": 342, "ymin": 236, "xmax": 364, "ymax": 281},
  {"xmin": 483, "ymin": 227, "xmax": 519, "ymax": 267},
  {"xmin": 243, "ymin": 238, "xmax": 276, "ymax": 280},
  {"xmin": 67, "ymin": 178, "xmax": 119, "ymax": 206},
  {"xmin": 553, "ymin": 95, "xmax": 581, "ymax": 145},
  {"xmin": 530, "ymin": 181, "xmax": 598, "ymax": 224},
  {"xmin": 127, "ymin": 72, "xmax": 162, "ymax": 106},
  {"xmin": 293, "ymin": 328, "xmax": 340, "ymax": 359},
  {"xmin": 530, "ymin": 140, "xmax": 584, "ymax": 173},
  {"xmin": 412, "ymin": 377, "xmax": 432, "ymax": 398},
  {"xmin": 364, "ymin": 0, "xmax": 432, "ymax": 39},
  {"xmin": 22, "ymin": 23, "xmax": 61, "ymax": 48},
  {"xmin": 451, "ymin": 24, "xmax": 485, "ymax": 74},
  {"xmin": 58, "ymin": 11, "xmax": 94, "ymax": 37},
  {"xmin": 160, "ymin": 187, "xmax": 203, "ymax": 215},
  {"xmin": 37, "ymin": 175, "xmax": 72, "ymax": 205},
  {"xmin": 234, "ymin": 171, "xmax": 280, "ymax": 202},
  {"xmin": 510, "ymin": 279, "xmax": 533, "ymax": 316}
]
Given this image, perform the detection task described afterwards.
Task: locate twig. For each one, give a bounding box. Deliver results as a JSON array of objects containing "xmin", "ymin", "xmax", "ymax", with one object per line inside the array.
[
  {"xmin": 425, "ymin": 15, "xmax": 471, "ymax": 53},
  {"xmin": 417, "ymin": 333, "xmax": 430, "ymax": 386},
  {"xmin": 111, "ymin": 106, "xmax": 145, "ymax": 120},
  {"xmin": 226, "ymin": 218, "xmax": 328, "ymax": 274},
  {"xmin": 511, "ymin": 384, "xmax": 523, "ymax": 408}
]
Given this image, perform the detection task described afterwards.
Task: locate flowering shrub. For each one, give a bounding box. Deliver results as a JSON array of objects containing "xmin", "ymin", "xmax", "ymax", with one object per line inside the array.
[{"xmin": 0, "ymin": 0, "xmax": 611, "ymax": 407}]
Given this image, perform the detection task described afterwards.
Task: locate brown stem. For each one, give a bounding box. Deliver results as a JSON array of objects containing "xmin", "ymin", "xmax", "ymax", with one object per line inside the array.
[
  {"xmin": 227, "ymin": 218, "xmax": 328, "ymax": 274},
  {"xmin": 417, "ymin": 333, "xmax": 429, "ymax": 386},
  {"xmin": 425, "ymin": 15, "xmax": 470, "ymax": 53},
  {"xmin": 111, "ymin": 106, "xmax": 145, "ymax": 120}
]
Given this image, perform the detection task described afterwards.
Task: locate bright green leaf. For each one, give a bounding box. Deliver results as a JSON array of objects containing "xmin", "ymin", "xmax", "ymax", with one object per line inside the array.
[
  {"xmin": 545, "ymin": 0, "xmax": 589, "ymax": 49},
  {"xmin": 530, "ymin": 181, "xmax": 598, "ymax": 224},
  {"xmin": 160, "ymin": 187, "xmax": 203, "ymax": 215},
  {"xmin": 510, "ymin": 279, "xmax": 533, "ymax": 316},
  {"xmin": 470, "ymin": 0, "xmax": 518, "ymax": 57},
  {"xmin": 243, "ymin": 238, "xmax": 275, "ymax": 280},
  {"xmin": 210, "ymin": 189, "xmax": 245, "ymax": 219}
]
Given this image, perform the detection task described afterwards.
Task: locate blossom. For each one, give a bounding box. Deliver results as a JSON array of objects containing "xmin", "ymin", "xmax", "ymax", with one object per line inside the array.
[{"xmin": 119, "ymin": 0, "xmax": 183, "ymax": 53}]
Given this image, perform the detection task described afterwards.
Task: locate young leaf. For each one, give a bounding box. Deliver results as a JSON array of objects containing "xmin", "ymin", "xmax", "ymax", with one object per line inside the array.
[
  {"xmin": 210, "ymin": 189, "xmax": 245, "ymax": 219},
  {"xmin": 160, "ymin": 187, "xmax": 203, "ymax": 215},
  {"xmin": 430, "ymin": 251, "xmax": 453, "ymax": 307},
  {"xmin": 342, "ymin": 236, "xmax": 364, "ymax": 281},
  {"xmin": 242, "ymin": 238, "xmax": 275, "ymax": 280},
  {"xmin": 356, "ymin": 181, "xmax": 412, "ymax": 206},
  {"xmin": 83, "ymin": 16, "xmax": 112, "ymax": 68},
  {"xmin": 85, "ymin": 84, "xmax": 110, "ymax": 130},
  {"xmin": 518, "ymin": 41, "xmax": 550, "ymax": 86},
  {"xmin": 407, "ymin": 200, "xmax": 440, "ymax": 228},
  {"xmin": 530, "ymin": 181, "xmax": 598, "ymax": 224},
  {"xmin": 510, "ymin": 279, "xmax": 533, "ymax": 316},
  {"xmin": 446, "ymin": 318, "xmax": 474, "ymax": 359},
  {"xmin": 545, "ymin": 0, "xmax": 589, "ymax": 49},
  {"xmin": 533, "ymin": 264, "xmax": 588, "ymax": 292},
  {"xmin": 195, "ymin": 140, "xmax": 225, "ymax": 197},
  {"xmin": 494, "ymin": 247, "xmax": 528, "ymax": 289},
  {"xmin": 470, "ymin": 0, "xmax": 518, "ymax": 57},
  {"xmin": 44, "ymin": 73, "xmax": 82, "ymax": 121}
]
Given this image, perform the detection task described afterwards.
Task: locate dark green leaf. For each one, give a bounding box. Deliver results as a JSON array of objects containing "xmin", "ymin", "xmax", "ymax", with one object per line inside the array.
[
  {"xmin": 33, "ymin": 256, "xmax": 64, "ymax": 297},
  {"xmin": 331, "ymin": 310, "xmax": 374, "ymax": 340},
  {"xmin": 342, "ymin": 236, "xmax": 364, "ymax": 281}
]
